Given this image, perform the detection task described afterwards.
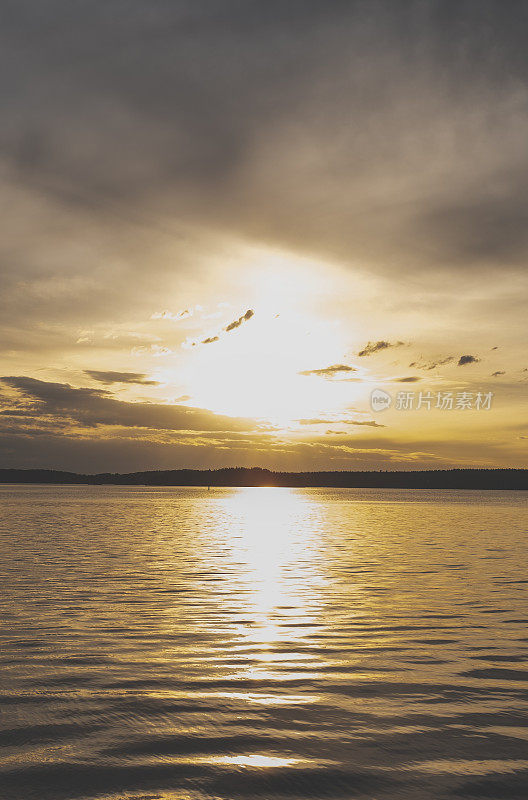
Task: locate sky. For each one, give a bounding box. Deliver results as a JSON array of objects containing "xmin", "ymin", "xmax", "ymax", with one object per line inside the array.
[{"xmin": 0, "ymin": 0, "xmax": 527, "ymax": 473}]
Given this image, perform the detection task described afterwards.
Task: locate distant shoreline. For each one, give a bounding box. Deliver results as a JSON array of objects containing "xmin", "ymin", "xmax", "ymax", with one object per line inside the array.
[{"xmin": 0, "ymin": 468, "xmax": 526, "ymax": 490}]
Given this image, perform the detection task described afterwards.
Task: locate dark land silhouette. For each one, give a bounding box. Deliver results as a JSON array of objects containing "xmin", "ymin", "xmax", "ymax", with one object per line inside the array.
[{"xmin": 0, "ymin": 467, "xmax": 526, "ymax": 489}]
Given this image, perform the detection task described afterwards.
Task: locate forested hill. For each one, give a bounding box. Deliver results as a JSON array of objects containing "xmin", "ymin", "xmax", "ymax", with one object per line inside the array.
[{"xmin": 0, "ymin": 468, "xmax": 526, "ymax": 490}]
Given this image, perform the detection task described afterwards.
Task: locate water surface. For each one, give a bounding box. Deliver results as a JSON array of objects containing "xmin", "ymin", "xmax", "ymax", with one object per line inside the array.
[{"xmin": 0, "ymin": 486, "xmax": 527, "ymax": 799}]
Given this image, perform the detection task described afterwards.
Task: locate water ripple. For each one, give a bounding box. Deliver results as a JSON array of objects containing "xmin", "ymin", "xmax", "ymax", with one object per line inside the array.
[{"xmin": 0, "ymin": 485, "xmax": 527, "ymax": 799}]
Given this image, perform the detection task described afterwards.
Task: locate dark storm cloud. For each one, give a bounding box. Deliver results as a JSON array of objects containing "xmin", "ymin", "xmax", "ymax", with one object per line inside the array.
[
  {"xmin": 458, "ymin": 355, "xmax": 480, "ymax": 366},
  {"xmin": 2, "ymin": 1, "xmax": 528, "ymax": 278},
  {"xmin": 358, "ymin": 341, "xmax": 404, "ymax": 357},
  {"xmin": 1, "ymin": 377, "xmax": 258, "ymax": 433},
  {"xmin": 394, "ymin": 376, "xmax": 421, "ymax": 383},
  {"xmin": 299, "ymin": 364, "xmax": 356, "ymax": 377},
  {"xmin": 84, "ymin": 370, "xmax": 159, "ymax": 385},
  {"xmin": 225, "ymin": 309, "xmax": 254, "ymax": 332}
]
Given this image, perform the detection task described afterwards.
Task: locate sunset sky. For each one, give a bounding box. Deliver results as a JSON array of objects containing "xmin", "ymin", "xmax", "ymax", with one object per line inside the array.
[{"xmin": 0, "ymin": 0, "xmax": 527, "ymax": 472}]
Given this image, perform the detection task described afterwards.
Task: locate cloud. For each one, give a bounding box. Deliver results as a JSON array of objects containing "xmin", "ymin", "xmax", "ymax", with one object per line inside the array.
[
  {"xmin": 393, "ymin": 376, "xmax": 421, "ymax": 383},
  {"xmin": 151, "ymin": 304, "xmax": 206, "ymax": 322},
  {"xmin": 84, "ymin": 370, "xmax": 159, "ymax": 386},
  {"xmin": 458, "ymin": 355, "xmax": 480, "ymax": 366},
  {"xmin": 2, "ymin": 0, "xmax": 528, "ymax": 292},
  {"xmin": 0, "ymin": 391, "xmax": 523, "ymax": 473},
  {"xmin": 1, "ymin": 376, "xmax": 258, "ymax": 433},
  {"xmin": 358, "ymin": 341, "xmax": 404, "ymax": 357},
  {"xmin": 151, "ymin": 309, "xmax": 192, "ymax": 321},
  {"xmin": 194, "ymin": 309, "xmax": 255, "ymax": 345},
  {"xmin": 131, "ymin": 344, "xmax": 173, "ymax": 357},
  {"xmin": 409, "ymin": 356, "xmax": 454, "ymax": 370},
  {"xmin": 225, "ymin": 309, "xmax": 254, "ymax": 332},
  {"xmin": 0, "ymin": 408, "xmax": 36, "ymax": 417},
  {"xmin": 0, "ymin": 3, "xmax": 526, "ymax": 472},
  {"xmin": 298, "ymin": 418, "xmax": 384, "ymax": 427},
  {"xmin": 491, "ymin": 370, "xmax": 505, "ymax": 377},
  {"xmin": 299, "ymin": 364, "xmax": 356, "ymax": 377},
  {"xmin": 76, "ymin": 331, "xmax": 94, "ymax": 344}
]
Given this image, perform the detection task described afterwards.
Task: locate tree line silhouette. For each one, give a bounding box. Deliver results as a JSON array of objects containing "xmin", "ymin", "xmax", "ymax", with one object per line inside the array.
[{"xmin": 0, "ymin": 467, "xmax": 526, "ymax": 489}]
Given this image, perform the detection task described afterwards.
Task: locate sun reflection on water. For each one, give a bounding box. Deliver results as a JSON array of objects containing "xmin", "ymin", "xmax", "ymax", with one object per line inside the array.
[
  {"xmin": 216, "ymin": 488, "xmax": 326, "ymax": 660},
  {"xmin": 205, "ymin": 753, "xmax": 300, "ymax": 768},
  {"xmin": 2, "ymin": 487, "xmax": 528, "ymax": 799}
]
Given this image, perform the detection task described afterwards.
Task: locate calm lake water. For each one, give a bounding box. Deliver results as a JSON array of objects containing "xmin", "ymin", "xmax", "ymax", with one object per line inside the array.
[{"xmin": 0, "ymin": 485, "xmax": 527, "ymax": 800}]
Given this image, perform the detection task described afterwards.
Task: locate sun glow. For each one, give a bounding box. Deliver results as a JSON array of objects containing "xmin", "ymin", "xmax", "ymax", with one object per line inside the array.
[{"xmin": 180, "ymin": 251, "xmax": 364, "ymax": 425}]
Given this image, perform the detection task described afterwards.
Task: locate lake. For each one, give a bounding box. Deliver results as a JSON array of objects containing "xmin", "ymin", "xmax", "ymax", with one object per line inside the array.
[{"xmin": 0, "ymin": 485, "xmax": 527, "ymax": 800}]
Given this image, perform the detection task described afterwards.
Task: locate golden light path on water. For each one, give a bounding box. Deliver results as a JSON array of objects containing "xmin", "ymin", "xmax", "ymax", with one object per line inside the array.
[
  {"xmin": 170, "ymin": 487, "xmax": 337, "ymax": 774},
  {"xmin": 0, "ymin": 485, "xmax": 527, "ymax": 800},
  {"xmin": 218, "ymin": 489, "xmax": 326, "ymax": 652}
]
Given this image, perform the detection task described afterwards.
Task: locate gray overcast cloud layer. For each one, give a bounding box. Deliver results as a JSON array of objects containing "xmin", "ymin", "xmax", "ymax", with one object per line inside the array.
[{"xmin": 2, "ymin": 0, "xmax": 528, "ymax": 276}]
